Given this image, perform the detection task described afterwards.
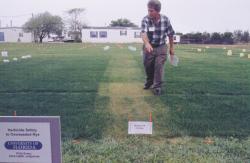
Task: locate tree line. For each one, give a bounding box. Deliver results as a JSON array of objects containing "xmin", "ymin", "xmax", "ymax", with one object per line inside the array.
[{"xmin": 178, "ymin": 31, "xmax": 250, "ymax": 44}]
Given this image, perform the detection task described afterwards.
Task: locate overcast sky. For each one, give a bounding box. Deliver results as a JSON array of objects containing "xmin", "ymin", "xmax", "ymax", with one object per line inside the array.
[{"xmin": 0, "ymin": 0, "xmax": 250, "ymax": 33}]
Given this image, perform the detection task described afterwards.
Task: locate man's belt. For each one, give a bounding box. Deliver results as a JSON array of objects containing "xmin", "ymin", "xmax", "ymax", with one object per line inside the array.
[{"xmin": 151, "ymin": 43, "xmax": 165, "ymax": 48}]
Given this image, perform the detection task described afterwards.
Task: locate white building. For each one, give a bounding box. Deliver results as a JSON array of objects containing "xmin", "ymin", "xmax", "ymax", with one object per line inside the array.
[
  {"xmin": 0, "ymin": 27, "xmax": 33, "ymax": 43},
  {"xmin": 82, "ymin": 27, "xmax": 142, "ymax": 43},
  {"xmin": 82, "ymin": 27, "xmax": 180, "ymax": 43}
]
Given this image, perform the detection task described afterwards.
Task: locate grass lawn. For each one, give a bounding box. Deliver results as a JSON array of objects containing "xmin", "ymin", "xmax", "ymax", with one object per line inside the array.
[{"xmin": 0, "ymin": 43, "xmax": 250, "ymax": 162}]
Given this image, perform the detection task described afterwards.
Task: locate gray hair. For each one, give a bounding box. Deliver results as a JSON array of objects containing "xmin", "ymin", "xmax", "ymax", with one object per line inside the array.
[{"xmin": 147, "ymin": 0, "xmax": 161, "ymax": 12}]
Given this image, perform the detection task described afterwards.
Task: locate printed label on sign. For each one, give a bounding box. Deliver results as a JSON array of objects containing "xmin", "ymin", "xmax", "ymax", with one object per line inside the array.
[
  {"xmin": 128, "ymin": 121, "xmax": 153, "ymax": 135},
  {"xmin": 0, "ymin": 122, "xmax": 52, "ymax": 163},
  {"xmin": 149, "ymin": 27, "xmax": 155, "ymax": 32}
]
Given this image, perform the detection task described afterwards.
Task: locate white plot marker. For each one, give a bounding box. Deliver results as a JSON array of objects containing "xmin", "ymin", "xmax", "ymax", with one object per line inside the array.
[
  {"xmin": 128, "ymin": 46, "xmax": 137, "ymax": 52},
  {"xmin": 1, "ymin": 51, "xmax": 8, "ymax": 57},
  {"xmin": 227, "ymin": 50, "xmax": 232, "ymax": 56},
  {"xmin": 240, "ymin": 53, "xmax": 245, "ymax": 57},
  {"xmin": 21, "ymin": 55, "xmax": 32, "ymax": 59},
  {"xmin": 103, "ymin": 46, "xmax": 110, "ymax": 51},
  {"xmin": 26, "ymin": 55, "xmax": 32, "ymax": 58},
  {"xmin": 197, "ymin": 48, "xmax": 202, "ymax": 52},
  {"xmin": 3, "ymin": 59, "xmax": 10, "ymax": 63},
  {"xmin": 13, "ymin": 58, "xmax": 18, "ymax": 61}
]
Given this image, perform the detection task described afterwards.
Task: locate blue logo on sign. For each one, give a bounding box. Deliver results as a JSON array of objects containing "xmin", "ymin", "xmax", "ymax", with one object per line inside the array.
[{"xmin": 4, "ymin": 141, "xmax": 42, "ymax": 150}]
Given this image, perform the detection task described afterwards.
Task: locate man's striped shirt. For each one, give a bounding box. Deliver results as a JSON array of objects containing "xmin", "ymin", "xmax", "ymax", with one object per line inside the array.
[{"xmin": 141, "ymin": 15, "xmax": 175, "ymax": 46}]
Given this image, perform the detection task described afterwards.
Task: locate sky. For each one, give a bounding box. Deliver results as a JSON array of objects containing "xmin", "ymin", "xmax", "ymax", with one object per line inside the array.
[{"xmin": 0, "ymin": 0, "xmax": 250, "ymax": 33}]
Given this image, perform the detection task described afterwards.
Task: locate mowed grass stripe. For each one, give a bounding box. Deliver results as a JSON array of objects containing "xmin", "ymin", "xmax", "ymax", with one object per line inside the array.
[{"xmin": 97, "ymin": 48, "xmax": 168, "ymax": 137}]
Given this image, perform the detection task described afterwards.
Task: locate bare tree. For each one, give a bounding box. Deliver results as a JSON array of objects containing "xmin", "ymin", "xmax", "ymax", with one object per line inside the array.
[{"xmin": 66, "ymin": 8, "xmax": 86, "ymax": 42}]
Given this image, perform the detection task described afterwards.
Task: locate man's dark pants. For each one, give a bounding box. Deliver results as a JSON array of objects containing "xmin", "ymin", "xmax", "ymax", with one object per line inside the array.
[{"xmin": 143, "ymin": 44, "xmax": 167, "ymax": 90}]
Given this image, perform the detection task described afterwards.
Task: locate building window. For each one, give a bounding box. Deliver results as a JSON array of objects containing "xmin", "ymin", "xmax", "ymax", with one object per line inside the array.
[
  {"xmin": 19, "ymin": 33, "xmax": 23, "ymax": 37},
  {"xmin": 120, "ymin": 30, "xmax": 127, "ymax": 36},
  {"xmin": 90, "ymin": 31, "xmax": 98, "ymax": 38},
  {"xmin": 99, "ymin": 31, "xmax": 107, "ymax": 38},
  {"xmin": 174, "ymin": 36, "xmax": 176, "ymax": 41},
  {"xmin": 0, "ymin": 32, "xmax": 4, "ymax": 41},
  {"xmin": 134, "ymin": 31, "xmax": 141, "ymax": 38}
]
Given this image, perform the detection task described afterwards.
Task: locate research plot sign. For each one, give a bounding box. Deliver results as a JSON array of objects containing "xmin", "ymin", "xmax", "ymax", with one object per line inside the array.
[
  {"xmin": 128, "ymin": 121, "xmax": 153, "ymax": 135},
  {"xmin": 0, "ymin": 116, "xmax": 61, "ymax": 163}
]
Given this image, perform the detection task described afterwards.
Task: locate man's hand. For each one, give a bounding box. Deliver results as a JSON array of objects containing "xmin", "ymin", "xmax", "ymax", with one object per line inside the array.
[
  {"xmin": 169, "ymin": 47, "xmax": 174, "ymax": 56},
  {"xmin": 169, "ymin": 47, "xmax": 175, "ymax": 64},
  {"xmin": 145, "ymin": 43, "xmax": 153, "ymax": 53},
  {"xmin": 168, "ymin": 36, "xmax": 174, "ymax": 56},
  {"xmin": 142, "ymin": 33, "xmax": 153, "ymax": 53}
]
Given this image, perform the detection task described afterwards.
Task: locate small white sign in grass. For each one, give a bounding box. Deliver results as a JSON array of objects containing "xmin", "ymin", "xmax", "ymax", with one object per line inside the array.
[
  {"xmin": 1, "ymin": 51, "xmax": 8, "ymax": 57},
  {"xmin": 21, "ymin": 55, "xmax": 32, "ymax": 59},
  {"xmin": 128, "ymin": 46, "xmax": 137, "ymax": 52},
  {"xmin": 3, "ymin": 59, "xmax": 10, "ymax": 63},
  {"xmin": 248, "ymin": 54, "xmax": 250, "ymax": 59},
  {"xmin": 223, "ymin": 47, "xmax": 227, "ymax": 50},
  {"xmin": 13, "ymin": 58, "xmax": 18, "ymax": 61},
  {"xmin": 239, "ymin": 53, "xmax": 245, "ymax": 57},
  {"xmin": 197, "ymin": 48, "xmax": 202, "ymax": 52},
  {"xmin": 227, "ymin": 50, "xmax": 232, "ymax": 56},
  {"xmin": 128, "ymin": 121, "xmax": 152, "ymax": 135},
  {"xmin": 205, "ymin": 46, "xmax": 210, "ymax": 49},
  {"xmin": 103, "ymin": 46, "xmax": 110, "ymax": 51},
  {"xmin": 242, "ymin": 49, "xmax": 246, "ymax": 52}
]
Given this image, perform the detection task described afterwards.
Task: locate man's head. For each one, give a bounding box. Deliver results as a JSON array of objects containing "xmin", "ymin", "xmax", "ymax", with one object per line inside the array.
[{"xmin": 147, "ymin": 0, "xmax": 161, "ymax": 18}]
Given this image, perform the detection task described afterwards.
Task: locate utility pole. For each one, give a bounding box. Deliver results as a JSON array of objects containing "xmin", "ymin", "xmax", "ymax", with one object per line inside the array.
[{"xmin": 31, "ymin": 13, "xmax": 36, "ymax": 42}]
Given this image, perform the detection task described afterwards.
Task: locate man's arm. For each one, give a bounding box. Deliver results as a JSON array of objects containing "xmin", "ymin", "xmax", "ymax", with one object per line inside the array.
[{"xmin": 142, "ymin": 32, "xmax": 153, "ymax": 53}]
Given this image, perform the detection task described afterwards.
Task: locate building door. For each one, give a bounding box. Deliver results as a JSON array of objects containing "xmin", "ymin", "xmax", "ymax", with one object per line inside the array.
[{"xmin": 0, "ymin": 32, "xmax": 5, "ymax": 41}]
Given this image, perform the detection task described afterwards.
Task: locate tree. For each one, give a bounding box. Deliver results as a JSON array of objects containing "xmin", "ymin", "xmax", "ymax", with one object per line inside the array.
[
  {"xmin": 66, "ymin": 8, "xmax": 86, "ymax": 42},
  {"xmin": 222, "ymin": 32, "xmax": 234, "ymax": 44},
  {"xmin": 201, "ymin": 32, "xmax": 210, "ymax": 44},
  {"xmin": 210, "ymin": 32, "xmax": 222, "ymax": 44},
  {"xmin": 110, "ymin": 18, "xmax": 138, "ymax": 27},
  {"xmin": 180, "ymin": 33, "xmax": 206, "ymax": 44},
  {"xmin": 241, "ymin": 31, "xmax": 249, "ymax": 43},
  {"xmin": 192, "ymin": 32, "xmax": 203, "ymax": 44},
  {"xmin": 23, "ymin": 12, "xmax": 63, "ymax": 43},
  {"xmin": 233, "ymin": 30, "xmax": 243, "ymax": 43},
  {"xmin": 180, "ymin": 33, "xmax": 196, "ymax": 44}
]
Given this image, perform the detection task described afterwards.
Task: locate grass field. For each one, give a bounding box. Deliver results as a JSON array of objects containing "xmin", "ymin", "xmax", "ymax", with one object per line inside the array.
[{"xmin": 0, "ymin": 43, "xmax": 250, "ymax": 162}]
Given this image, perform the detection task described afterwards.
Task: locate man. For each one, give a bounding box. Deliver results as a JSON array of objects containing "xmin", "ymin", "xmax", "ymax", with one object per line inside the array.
[{"xmin": 141, "ymin": 0, "xmax": 175, "ymax": 96}]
